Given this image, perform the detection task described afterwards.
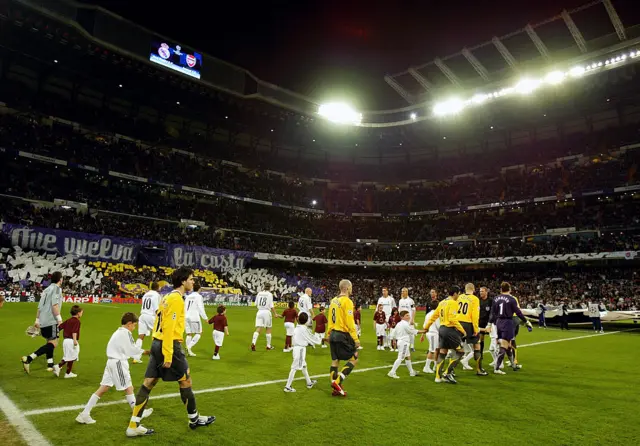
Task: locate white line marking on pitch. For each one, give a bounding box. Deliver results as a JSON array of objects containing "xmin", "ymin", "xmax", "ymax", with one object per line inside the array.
[
  {"xmin": 0, "ymin": 387, "xmax": 51, "ymax": 445},
  {"xmin": 22, "ymin": 329, "xmax": 634, "ymax": 417}
]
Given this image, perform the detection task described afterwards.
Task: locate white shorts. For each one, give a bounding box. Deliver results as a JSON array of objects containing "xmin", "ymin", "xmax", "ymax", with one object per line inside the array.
[
  {"xmin": 213, "ymin": 330, "xmax": 225, "ymax": 347},
  {"xmin": 100, "ymin": 359, "xmax": 132, "ymax": 391},
  {"xmin": 290, "ymin": 346, "xmax": 307, "ymax": 371},
  {"xmin": 185, "ymin": 319, "xmax": 202, "ymax": 334},
  {"xmin": 427, "ymin": 332, "xmax": 439, "ymax": 353},
  {"xmin": 356, "ymin": 325, "xmax": 361, "ymax": 338},
  {"xmin": 138, "ymin": 314, "xmax": 155, "ymax": 337},
  {"xmin": 314, "ymin": 332, "xmax": 325, "ymax": 343},
  {"xmin": 389, "ymin": 327, "xmax": 397, "ymax": 340},
  {"xmin": 284, "ymin": 322, "xmax": 295, "ymax": 336},
  {"xmin": 62, "ymin": 338, "xmax": 79, "ymax": 362},
  {"xmin": 255, "ymin": 310, "xmax": 272, "ymax": 328},
  {"xmin": 376, "ymin": 323, "xmax": 386, "ymax": 337},
  {"xmin": 396, "ymin": 341, "xmax": 411, "ymax": 359}
]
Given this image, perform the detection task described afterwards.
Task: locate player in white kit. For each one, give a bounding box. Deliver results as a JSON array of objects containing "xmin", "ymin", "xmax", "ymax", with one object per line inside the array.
[
  {"xmin": 251, "ymin": 284, "xmax": 281, "ymax": 351},
  {"xmin": 133, "ymin": 283, "xmax": 160, "ymax": 364},
  {"xmin": 377, "ymin": 288, "xmax": 396, "ymax": 349},
  {"xmin": 76, "ymin": 312, "xmax": 153, "ymax": 424},
  {"xmin": 420, "ymin": 307, "xmax": 441, "ymax": 373},
  {"xmin": 184, "ymin": 282, "xmax": 209, "ymax": 357},
  {"xmin": 387, "ymin": 311, "xmax": 420, "ymax": 379},
  {"xmin": 397, "ymin": 288, "xmax": 416, "ymax": 351},
  {"xmin": 297, "ymin": 288, "xmax": 315, "ymax": 326},
  {"xmin": 283, "ymin": 312, "xmax": 320, "ymax": 392}
]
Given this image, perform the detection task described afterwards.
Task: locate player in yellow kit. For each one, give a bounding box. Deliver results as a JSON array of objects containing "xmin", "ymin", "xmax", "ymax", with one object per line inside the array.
[
  {"xmin": 458, "ymin": 283, "xmax": 487, "ymax": 376},
  {"xmin": 126, "ymin": 267, "xmax": 215, "ymax": 437},
  {"xmin": 327, "ymin": 279, "xmax": 360, "ymax": 397},
  {"xmin": 424, "ymin": 285, "xmax": 466, "ymax": 384}
]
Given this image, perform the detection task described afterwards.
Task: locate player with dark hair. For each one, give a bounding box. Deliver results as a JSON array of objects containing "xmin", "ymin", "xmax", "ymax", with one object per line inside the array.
[
  {"xmin": 489, "ymin": 282, "xmax": 532, "ymax": 375},
  {"xmin": 76, "ymin": 312, "xmax": 153, "ymax": 425},
  {"xmin": 208, "ymin": 305, "xmax": 229, "ymax": 360},
  {"xmin": 477, "ymin": 286, "xmax": 493, "ymax": 370},
  {"xmin": 126, "ymin": 267, "xmax": 215, "ymax": 437},
  {"xmin": 424, "ymin": 285, "xmax": 466, "ymax": 384},
  {"xmin": 327, "ymin": 279, "xmax": 360, "ymax": 397},
  {"xmin": 282, "ymin": 301, "xmax": 298, "ymax": 352},
  {"xmin": 22, "ymin": 271, "xmax": 64, "ymax": 374},
  {"xmin": 53, "ymin": 305, "xmax": 84, "ymax": 378},
  {"xmin": 283, "ymin": 312, "xmax": 320, "ymax": 392},
  {"xmin": 184, "ymin": 281, "xmax": 208, "ymax": 357}
]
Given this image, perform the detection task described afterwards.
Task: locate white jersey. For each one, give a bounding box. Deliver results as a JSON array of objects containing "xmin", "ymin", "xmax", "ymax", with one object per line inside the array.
[
  {"xmin": 140, "ymin": 290, "xmax": 160, "ymax": 317},
  {"xmin": 292, "ymin": 324, "xmax": 321, "ymax": 348},
  {"xmin": 377, "ymin": 296, "xmax": 396, "ymax": 319},
  {"xmin": 256, "ymin": 291, "xmax": 274, "ymax": 311},
  {"xmin": 398, "ymin": 297, "xmax": 415, "ymax": 318},
  {"xmin": 185, "ymin": 292, "xmax": 208, "ymax": 321},
  {"xmin": 424, "ymin": 310, "xmax": 441, "ymax": 334},
  {"xmin": 297, "ymin": 293, "xmax": 313, "ymax": 315},
  {"xmin": 588, "ymin": 303, "xmax": 603, "ymax": 318},
  {"xmin": 394, "ymin": 320, "xmax": 418, "ymax": 343},
  {"xmin": 106, "ymin": 327, "xmax": 145, "ymax": 361}
]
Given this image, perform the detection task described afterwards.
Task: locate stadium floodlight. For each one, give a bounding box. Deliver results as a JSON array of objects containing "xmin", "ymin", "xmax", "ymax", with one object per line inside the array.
[
  {"xmin": 318, "ymin": 102, "xmax": 362, "ymax": 125},
  {"xmin": 433, "ymin": 98, "xmax": 465, "ymax": 117},
  {"xmin": 545, "ymin": 71, "xmax": 565, "ymax": 85},
  {"xmin": 311, "ymin": 199, "xmax": 317, "ymax": 206},
  {"xmin": 514, "ymin": 78, "xmax": 541, "ymax": 95},
  {"xmin": 410, "ymin": 112, "xmax": 417, "ymax": 120},
  {"xmin": 569, "ymin": 66, "xmax": 585, "ymax": 77},
  {"xmin": 471, "ymin": 93, "xmax": 489, "ymax": 104}
]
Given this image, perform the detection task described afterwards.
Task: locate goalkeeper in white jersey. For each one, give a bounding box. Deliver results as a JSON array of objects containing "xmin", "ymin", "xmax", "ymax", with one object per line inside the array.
[{"xmin": 184, "ymin": 282, "xmax": 209, "ymax": 357}]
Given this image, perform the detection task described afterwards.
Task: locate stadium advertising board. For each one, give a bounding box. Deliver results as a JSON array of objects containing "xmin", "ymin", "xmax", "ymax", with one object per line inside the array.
[
  {"xmin": 149, "ymin": 41, "xmax": 202, "ymax": 79},
  {"xmin": 201, "ymin": 293, "xmax": 250, "ymax": 307}
]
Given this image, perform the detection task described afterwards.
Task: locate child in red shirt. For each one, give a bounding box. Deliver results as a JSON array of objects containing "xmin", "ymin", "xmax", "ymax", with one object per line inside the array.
[
  {"xmin": 208, "ymin": 305, "xmax": 229, "ymax": 360},
  {"xmin": 312, "ymin": 307, "xmax": 328, "ymax": 348},
  {"xmin": 54, "ymin": 305, "xmax": 83, "ymax": 378}
]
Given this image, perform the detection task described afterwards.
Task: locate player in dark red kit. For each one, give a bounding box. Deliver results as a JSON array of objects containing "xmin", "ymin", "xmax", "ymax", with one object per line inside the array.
[
  {"xmin": 282, "ymin": 301, "xmax": 298, "ymax": 351},
  {"xmin": 373, "ymin": 304, "xmax": 387, "ymax": 350},
  {"xmin": 208, "ymin": 305, "xmax": 229, "ymax": 360},
  {"xmin": 313, "ymin": 307, "xmax": 328, "ymax": 348},
  {"xmin": 489, "ymin": 282, "xmax": 532, "ymax": 375},
  {"xmin": 388, "ymin": 308, "xmax": 400, "ymax": 351},
  {"xmin": 53, "ymin": 305, "xmax": 83, "ymax": 378},
  {"xmin": 354, "ymin": 304, "xmax": 363, "ymax": 350}
]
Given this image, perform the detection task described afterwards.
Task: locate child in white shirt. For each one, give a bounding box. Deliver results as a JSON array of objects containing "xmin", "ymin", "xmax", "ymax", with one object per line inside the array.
[{"xmin": 283, "ymin": 313, "xmax": 320, "ymax": 392}]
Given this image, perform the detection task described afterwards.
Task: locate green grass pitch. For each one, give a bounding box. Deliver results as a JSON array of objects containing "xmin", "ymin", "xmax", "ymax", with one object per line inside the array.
[{"xmin": 0, "ymin": 303, "xmax": 638, "ymax": 446}]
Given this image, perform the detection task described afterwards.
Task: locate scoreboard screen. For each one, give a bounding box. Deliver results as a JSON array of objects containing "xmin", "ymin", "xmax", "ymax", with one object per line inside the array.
[{"xmin": 149, "ymin": 41, "xmax": 202, "ymax": 79}]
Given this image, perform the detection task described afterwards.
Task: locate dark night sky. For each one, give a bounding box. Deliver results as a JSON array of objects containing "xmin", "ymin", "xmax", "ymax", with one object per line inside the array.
[{"xmin": 79, "ymin": 0, "xmax": 629, "ymax": 109}]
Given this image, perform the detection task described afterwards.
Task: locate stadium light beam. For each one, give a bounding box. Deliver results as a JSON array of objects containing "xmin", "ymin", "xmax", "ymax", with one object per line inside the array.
[
  {"xmin": 318, "ymin": 103, "xmax": 362, "ymax": 125},
  {"xmin": 433, "ymin": 98, "xmax": 465, "ymax": 117},
  {"xmin": 515, "ymin": 78, "xmax": 541, "ymax": 95},
  {"xmin": 410, "ymin": 112, "xmax": 417, "ymax": 120},
  {"xmin": 545, "ymin": 71, "xmax": 565, "ymax": 85}
]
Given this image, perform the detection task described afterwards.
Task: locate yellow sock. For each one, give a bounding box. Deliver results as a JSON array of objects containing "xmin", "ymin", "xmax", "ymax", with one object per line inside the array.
[{"xmin": 128, "ymin": 400, "xmax": 147, "ymax": 429}]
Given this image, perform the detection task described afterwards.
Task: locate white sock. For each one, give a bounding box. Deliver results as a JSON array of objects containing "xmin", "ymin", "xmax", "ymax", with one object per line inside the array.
[
  {"xmin": 125, "ymin": 393, "xmax": 136, "ymax": 409},
  {"xmin": 426, "ymin": 359, "xmax": 433, "ymax": 370},
  {"xmin": 406, "ymin": 360, "xmax": 415, "ymax": 374},
  {"xmin": 463, "ymin": 351, "xmax": 474, "ymax": 364},
  {"xmin": 390, "ymin": 358, "xmax": 403, "ymax": 375},
  {"xmin": 251, "ymin": 332, "xmax": 259, "ymax": 345},
  {"xmin": 302, "ymin": 368, "xmax": 312, "ymax": 386},
  {"xmin": 186, "ymin": 335, "xmax": 193, "ymax": 349},
  {"xmin": 82, "ymin": 393, "xmax": 100, "ymax": 416},
  {"xmin": 29, "ymin": 353, "xmax": 37, "ymax": 360},
  {"xmin": 191, "ymin": 334, "xmax": 201, "ymax": 348},
  {"xmin": 286, "ymin": 369, "xmax": 296, "ymax": 388},
  {"xmin": 266, "ymin": 334, "xmax": 272, "ymax": 347}
]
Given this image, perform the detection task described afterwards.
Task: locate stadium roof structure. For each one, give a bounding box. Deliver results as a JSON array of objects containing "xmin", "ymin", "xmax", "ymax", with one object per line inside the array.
[{"xmin": 6, "ymin": 0, "xmax": 640, "ymax": 129}]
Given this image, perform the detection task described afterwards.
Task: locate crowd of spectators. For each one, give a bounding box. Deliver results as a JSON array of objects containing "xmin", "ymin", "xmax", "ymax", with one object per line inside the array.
[{"xmin": 1, "ymin": 113, "xmax": 640, "ymax": 215}]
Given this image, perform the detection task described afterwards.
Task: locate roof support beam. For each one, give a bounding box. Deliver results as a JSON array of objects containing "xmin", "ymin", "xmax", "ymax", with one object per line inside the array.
[
  {"xmin": 407, "ymin": 68, "xmax": 433, "ymax": 92},
  {"xmin": 384, "ymin": 75, "xmax": 414, "ymax": 104},
  {"xmin": 603, "ymin": 0, "xmax": 627, "ymax": 41},
  {"xmin": 434, "ymin": 58, "xmax": 461, "ymax": 86},
  {"xmin": 461, "ymin": 48, "xmax": 490, "ymax": 81},
  {"xmin": 562, "ymin": 10, "xmax": 588, "ymax": 53},
  {"xmin": 492, "ymin": 37, "xmax": 518, "ymax": 70},
  {"xmin": 525, "ymin": 24, "xmax": 551, "ymax": 61}
]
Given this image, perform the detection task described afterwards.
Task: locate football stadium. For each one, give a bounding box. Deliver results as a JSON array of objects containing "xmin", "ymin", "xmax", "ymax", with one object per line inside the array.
[{"xmin": 0, "ymin": 0, "xmax": 639, "ymax": 444}]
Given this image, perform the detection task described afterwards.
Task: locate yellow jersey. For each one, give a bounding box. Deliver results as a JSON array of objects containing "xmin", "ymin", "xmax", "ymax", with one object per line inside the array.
[
  {"xmin": 425, "ymin": 298, "xmax": 465, "ymax": 335},
  {"xmin": 153, "ymin": 290, "xmax": 185, "ymax": 362},
  {"xmin": 326, "ymin": 294, "xmax": 359, "ymax": 343},
  {"xmin": 457, "ymin": 293, "xmax": 480, "ymax": 333}
]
